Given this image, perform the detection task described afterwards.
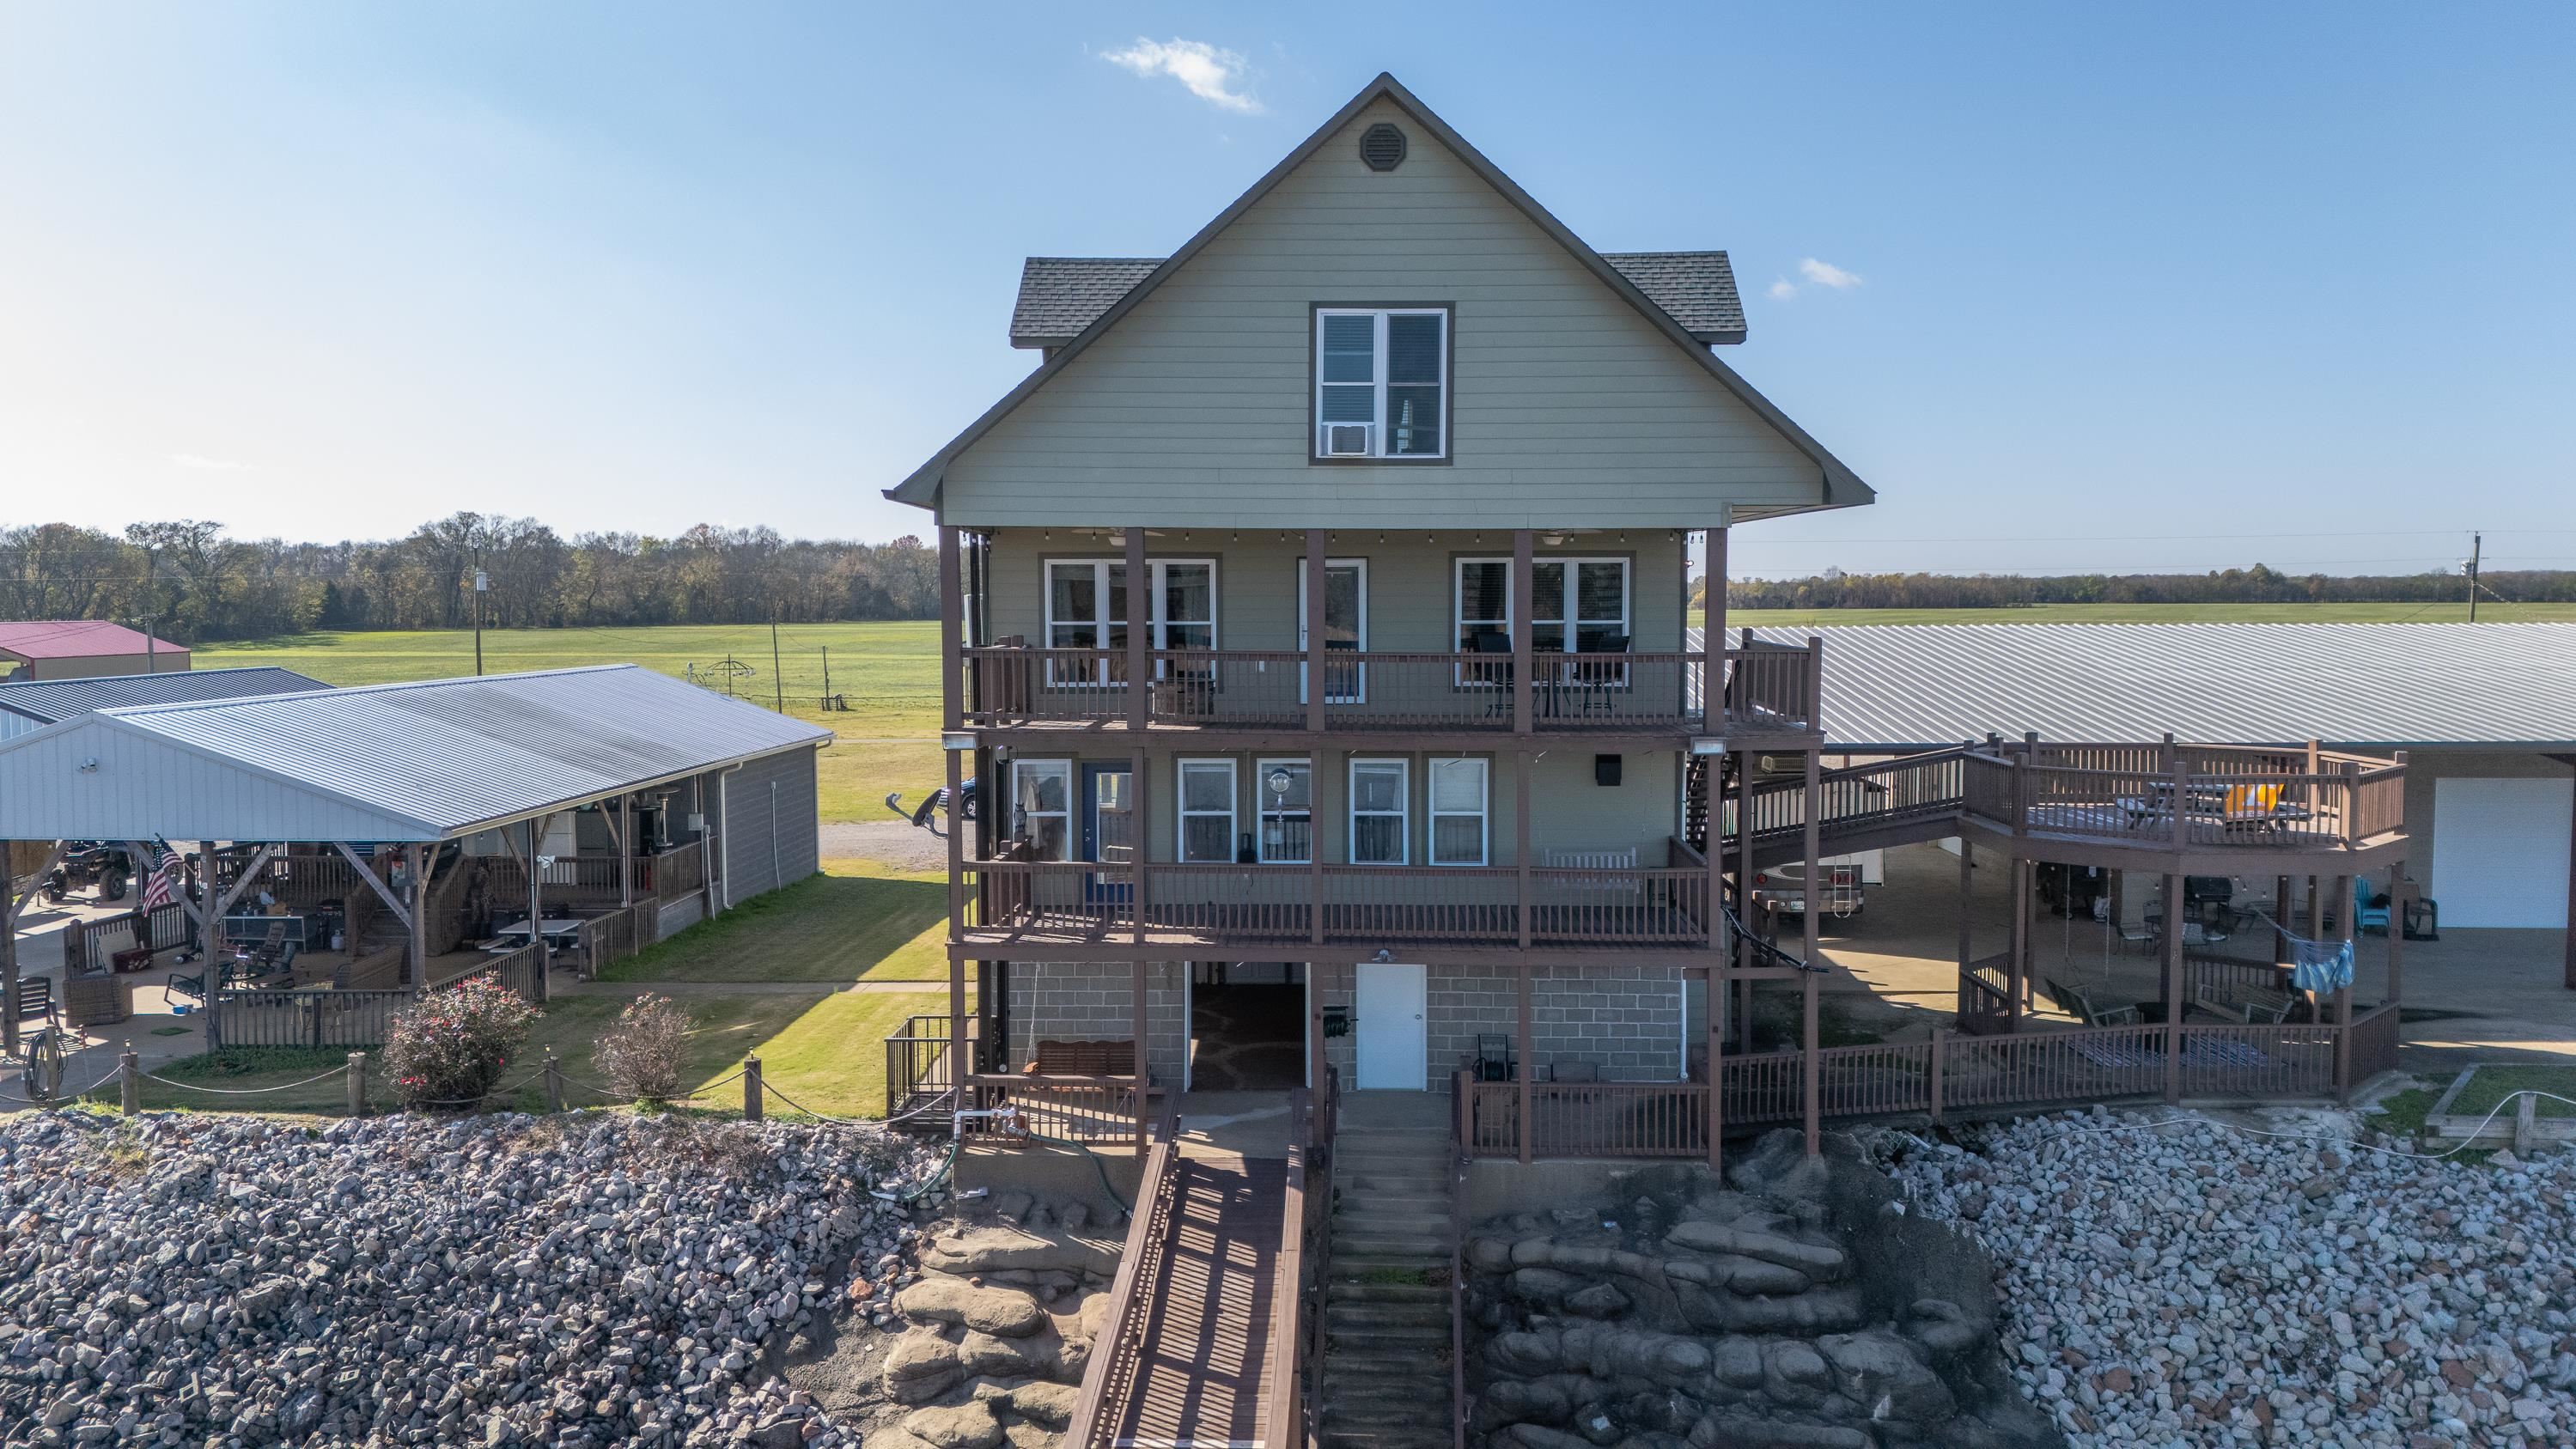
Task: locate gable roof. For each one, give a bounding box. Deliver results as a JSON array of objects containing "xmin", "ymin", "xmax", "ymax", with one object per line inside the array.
[
  {"xmin": 0, "ymin": 666, "xmax": 328, "ymax": 727},
  {"xmin": 1008, "ymin": 250, "xmax": 1745, "ymax": 350},
  {"xmin": 0, "ymin": 665, "xmax": 832, "ymax": 843},
  {"xmin": 1737, "ymin": 622, "xmax": 2576, "ymax": 750},
  {"xmin": 0, "ymin": 620, "xmax": 184, "ymax": 661},
  {"xmin": 887, "ymin": 73, "xmax": 1867, "ymax": 512}
]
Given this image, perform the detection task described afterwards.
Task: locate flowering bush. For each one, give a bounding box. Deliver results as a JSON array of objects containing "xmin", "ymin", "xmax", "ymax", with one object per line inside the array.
[
  {"xmin": 382, "ymin": 980, "xmax": 541, "ymax": 1111},
  {"xmin": 591, "ymin": 992, "xmax": 692, "ymax": 1103}
]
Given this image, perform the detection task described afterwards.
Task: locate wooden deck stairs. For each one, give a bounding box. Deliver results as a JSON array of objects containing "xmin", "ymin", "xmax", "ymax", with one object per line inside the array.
[{"xmin": 1318, "ymin": 1098, "xmax": 1455, "ymax": 1449}]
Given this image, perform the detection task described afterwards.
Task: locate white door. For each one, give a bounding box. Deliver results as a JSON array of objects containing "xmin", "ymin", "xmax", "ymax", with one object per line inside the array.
[
  {"xmin": 2433, "ymin": 776, "xmax": 2573, "ymax": 928},
  {"xmin": 1355, "ymin": 961, "xmax": 1428, "ymax": 1090}
]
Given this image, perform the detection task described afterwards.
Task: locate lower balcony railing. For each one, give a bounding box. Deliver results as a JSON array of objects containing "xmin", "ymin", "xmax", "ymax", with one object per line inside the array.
[
  {"xmin": 1961, "ymin": 743, "xmax": 2406, "ymax": 853},
  {"xmin": 965, "ymin": 858, "xmax": 1711, "ymax": 948}
]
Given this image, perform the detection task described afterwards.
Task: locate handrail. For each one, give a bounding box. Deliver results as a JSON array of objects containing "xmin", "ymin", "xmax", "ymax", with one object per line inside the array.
[
  {"xmin": 1063, "ymin": 1108, "xmax": 1182, "ymax": 1449},
  {"xmin": 1718, "ymin": 900, "xmax": 1818, "ymax": 973},
  {"xmin": 1448, "ymin": 1093, "xmax": 1470, "ymax": 1449},
  {"xmin": 1262, "ymin": 1087, "xmax": 1310, "ymax": 1449}
]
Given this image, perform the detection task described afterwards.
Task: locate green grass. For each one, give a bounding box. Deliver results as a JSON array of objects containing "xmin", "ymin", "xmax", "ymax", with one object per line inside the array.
[
  {"xmin": 598, "ymin": 858, "xmax": 945, "ymax": 983},
  {"xmin": 197, "ymin": 622, "xmax": 945, "ymax": 822},
  {"xmin": 1710, "ymin": 602, "xmax": 2576, "ymax": 627},
  {"xmin": 740, "ymin": 990, "xmax": 950, "ymax": 1119},
  {"xmin": 2442, "ymin": 1065, "xmax": 2576, "ymax": 1122},
  {"xmin": 2368, "ymin": 1084, "xmax": 2441, "ymax": 1142}
]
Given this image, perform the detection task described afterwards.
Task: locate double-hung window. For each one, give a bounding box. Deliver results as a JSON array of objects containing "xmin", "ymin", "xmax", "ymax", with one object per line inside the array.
[
  {"xmin": 1452, "ymin": 557, "xmax": 1631, "ymax": 653},
  {"xmin": 1177, "ymin": 760, "xmax": 1238, "ymax": 864},
  {"xmin": 1013, "ymin": 759, "xmax": 1073, "ymax": 861},
  {"xmin": 1256, "ymin": 758, "xmax": 1313, "ymax": 863},
  {"xmin": 1349, "ymin": 759, "xmax": 1410, "ymax": 865},
  {"xmin": 1044, "ymin": 558, "xmax": 1217, "ymax": 684},
  {"xmin": 1428, "ymin": 758, "xmax": 1489, "ymax": 867},
  {"xmin": 1315, "ymin": 308, "xmax": 1448, "ymax": 460}
]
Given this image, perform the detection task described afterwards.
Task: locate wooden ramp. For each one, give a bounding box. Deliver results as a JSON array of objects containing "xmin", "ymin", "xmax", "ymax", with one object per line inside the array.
[{"xmin": 1106, "ymin": 1156, "xmax": 1288, "ymax": 1449}]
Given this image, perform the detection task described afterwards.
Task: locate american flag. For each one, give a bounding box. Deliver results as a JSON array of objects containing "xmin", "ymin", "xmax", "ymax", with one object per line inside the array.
[{"xmin": 141, "ymin": 842, "xmax": 183, "ymax": 910}]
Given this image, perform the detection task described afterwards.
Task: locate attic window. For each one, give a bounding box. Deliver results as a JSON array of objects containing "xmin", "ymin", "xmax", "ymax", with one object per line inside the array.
[{"xmin": 1359, "ymin": 124, "xmax": 1406, "ymax": 172}]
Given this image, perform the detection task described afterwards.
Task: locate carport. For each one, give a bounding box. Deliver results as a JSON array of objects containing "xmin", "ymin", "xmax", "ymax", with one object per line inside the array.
[{"xmin": 0, "ymin": 665, "xmax": 829, "ymax": 1051}]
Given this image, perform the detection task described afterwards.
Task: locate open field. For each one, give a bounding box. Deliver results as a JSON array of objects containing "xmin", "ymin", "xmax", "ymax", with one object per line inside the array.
[{"xmin": 1704, "ymin": 601, "xmax": 2576, "ymax": 627}]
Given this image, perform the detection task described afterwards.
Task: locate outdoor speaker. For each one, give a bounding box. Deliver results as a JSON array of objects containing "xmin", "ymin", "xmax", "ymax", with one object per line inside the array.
[{"xmin": 1595, "ymin": 753, "xmax": 1622, "ymax": 787}]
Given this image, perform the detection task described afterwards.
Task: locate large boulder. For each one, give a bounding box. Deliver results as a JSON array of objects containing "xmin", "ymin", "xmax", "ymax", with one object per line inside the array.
[{"xmin": 896, "ymin": 1276, "xmax": 1050, "ymax": 1337}]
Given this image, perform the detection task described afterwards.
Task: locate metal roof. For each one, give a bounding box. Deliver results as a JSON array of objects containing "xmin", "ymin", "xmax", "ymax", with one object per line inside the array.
[
  {"xmin": 0, "ymin": 666, "xmax": 328, "ymax": 728},
  {"xmin": 0, "ymin": 619, "xmax": 184, "ymax": 660},
  {"xmin": 0, "ymin": 665, "xmax": 831, "ymax": 843},
  {"xmin": 1008, "ymin": 250, "xmax": 1745, "ymax": 349},
  {"xmin": 1739, "ymin": 622, "xmax": 2576, "ymax": 750}
]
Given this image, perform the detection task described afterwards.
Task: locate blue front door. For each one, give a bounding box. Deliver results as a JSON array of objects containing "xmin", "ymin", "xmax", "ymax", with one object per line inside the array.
[{"xmin": 1082, "ymin": 763, "xmax": 1135, "ymax": 901}]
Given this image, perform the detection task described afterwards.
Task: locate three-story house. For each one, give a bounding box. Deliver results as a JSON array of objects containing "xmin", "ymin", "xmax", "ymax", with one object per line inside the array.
[{"xmin": 887, "ymin": 75, "xmax": 1871, "ymax": 1151}]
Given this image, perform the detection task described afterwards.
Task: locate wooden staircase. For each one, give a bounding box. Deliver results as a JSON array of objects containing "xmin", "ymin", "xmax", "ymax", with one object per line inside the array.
[{"xmin": 1318, "ymin": 1101, "xmax": 1456, "ymax": 1449}]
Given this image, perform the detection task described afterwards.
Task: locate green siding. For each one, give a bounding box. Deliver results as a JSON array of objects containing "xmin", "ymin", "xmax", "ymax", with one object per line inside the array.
[{"xmin": 937, "ymin": 98, "xmax": 1828, "ymax": 530}]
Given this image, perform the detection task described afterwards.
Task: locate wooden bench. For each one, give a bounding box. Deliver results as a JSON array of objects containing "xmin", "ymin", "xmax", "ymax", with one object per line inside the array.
[
  {"xmin": 2191, "ymin": 984, "xmax": 2296, "ymax": 1024},
  {"xmin": 2043, "ymin": 977, "xmax": 2140, "ymax": 1027},
  {"xmin": 1025, "ymin": 1039, "xmax": 1138, "ymax": 1077}
]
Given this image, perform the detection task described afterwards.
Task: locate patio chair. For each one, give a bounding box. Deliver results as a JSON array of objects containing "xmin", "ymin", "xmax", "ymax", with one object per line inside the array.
[
  {"xmin": 2042, "ymin": 977, "xmax": 2140, "ymax": 1027},
  {"xmin": 2353, "ymin": 878, "xmax": 2391, "ymax": 935},
  {"xmin": 11, "ymin": 976, "xmax": 57, "ymax": 1032}
]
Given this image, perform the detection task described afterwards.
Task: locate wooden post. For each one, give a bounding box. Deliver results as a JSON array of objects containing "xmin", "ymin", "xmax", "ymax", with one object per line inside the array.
[
  {"xmin": 544, "ymin": 1049, "xmax": 565, "ymax": 1113},
  {"xmin": 1511, "ymin": 529, "xmax": 1534, "ymax": 735},
  {"xmin": 947, "ymin": 741, "xmax": 967, "ymax": 1085},
  {"xmin": 1309, "ymin": 971, "xmax": 1325, "ymax": 1093},
  {"xmin": 2334, "ymin": 873, "xmax": 2355, "ymax": 1103},
  {"xmin": 2162, "ymin": 874, "xmax": 2184, "ymax": 1103},
  {"xmin": 0, "ymin": 864, "xmax": 17, "ymax": 1057},
  {"xmin": 743, "ymin": 1055, "xmax": 763, "ymax": 1122},
  {"xmin": 2306, "ymin": 873, "xmax": 2324, "ymax": 944},
  {"xmin": 1734, "ymin": 750, "xmax": 1755, "ymax": 1052},
  {"xmin": 1305, "ymin": 531, "xmax": 1328, "ymax": 734},
  {"xmin": 1131, "ymin": 745, "xmax": 1150, "ymax": 946},
  {"xmin": 1307, "ymin": 746, "xmax": 1325, "ymax": 947},
  {"xmin": 1956, "ymin": 838, "xmax": 1973, "ymax": 1019},
  {"xmin": 347, "ymin": 1052, "xmax": 368, "ymax": 1117},
  {"xmin": 198, "ymin": 839, "xmax": 218, "ymax": 976},
  {"xmin": 1705, "ymin": 964, "xmax": 1724, "ymax": 1171},
  {"xmin": 939, "ymin": 525, "xmax": 963, "ymax": 732},
  {"xmin": 1704, "ymin": 527, "xmax": 1726, "ymax": 727},
  {"xmin": 1927, "ymin": 1029, "xmax": 1946, "ymax": 1123},
  {"xmin": 1131, "ymin": 957, "xmax": 1150, "ymax": 1154},
  {"xmin": 1124, "ymin": 527, "xmax": 1149, "ymax": 731},
  {"xmin": 1801, "ymin": 746, "xmax": 1822, "ymax": 1157},
  {"xmin": 119, "ymin": 1044, "xmax": 139, "ymax": 1116},
  {"xmin": 410, "ymin": 843, "xmax": 430, "ymax": 994},
  {"xmin": 522, "ymin": 825, "xmax": 545, "ymax": 1004},
  {"xmin": 1704, "ymin": 756, "xmax": 1724, "ymax": 954},
  {"xmin": 1805, "ymin": 636, "xmax": 1824, "ymax": 735},
  {"xmin": 2275, "ymin": 875, "xmax": 2293, "ymax": 965},
  {"xmin": 618, "ymin": 795, "xmax": 634, "ymax": 909},
  {"xmin": 2387, "ymin": 861, "xmax": 2406, "ymax": 1006},
  {"xmin": 1515, "ymin": 750, "xmax": 1532, "ymax": 949},
  {"xmin": 2006, "ymin": 859, "xmax": 2030, "ymax": 1031},
  {"xmin": 1516, "ymin": 959, "xmax": 1533, "ymax": 1166}
]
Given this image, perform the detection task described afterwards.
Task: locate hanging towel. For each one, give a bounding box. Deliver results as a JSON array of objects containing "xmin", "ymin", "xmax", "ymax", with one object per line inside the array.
[{"xmin": 2287, "ymin": 935, "xmax": 2354, "ymax": 993}]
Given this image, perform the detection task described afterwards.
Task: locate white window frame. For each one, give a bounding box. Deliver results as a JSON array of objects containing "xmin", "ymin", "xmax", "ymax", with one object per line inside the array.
[
  {"xmin": 1176, "ymin": 758, "xmax": 1239, "ymax": 865},
  {"xmin": 1295, "ymin": 557, "xmax": 1369, "ymax": 704},
  {"xmin": 1255, "ymin": 758, "xmax": 1314, "ymax": 864},
  {"xmin": 1348, "ymin": 758, "xmax": 1411, "ymax": 867},
  {"xmin": 1313, "ymin": 308, "xmax": 1449, "ymax": 460},
  {"xmin": 1012, "ymin": 758, "xmax": 1075, "ymax": 861},
  {"xmin": 1452, "ymin": 557, "xmax": 1631, "ymax": 654},
  {"xmin": 1427, "ymin": 757, "xmax": 1490, "ymax": 868},
  {"xmin": 1042, "ymin": 557, "xmax": 1219, "ymax": 685}
]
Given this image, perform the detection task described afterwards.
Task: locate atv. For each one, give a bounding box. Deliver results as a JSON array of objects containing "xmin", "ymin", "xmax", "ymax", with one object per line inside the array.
[{"xmin": 44, "ymin": 842, "xmax": 132, "ymax": 904}]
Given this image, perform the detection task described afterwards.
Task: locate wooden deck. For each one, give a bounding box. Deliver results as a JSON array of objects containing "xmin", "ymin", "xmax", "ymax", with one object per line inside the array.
[{"xmin": 1107, "ymin": 1157, "xmax": 1288, "ymax": 1449}]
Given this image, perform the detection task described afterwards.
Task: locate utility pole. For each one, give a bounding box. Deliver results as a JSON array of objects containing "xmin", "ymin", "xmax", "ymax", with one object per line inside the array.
[
  {"xmin": 2466, "ymin": 533, "xmax": 2482, "ymax": 623},
  {"xmin": 141, "ymin": 545, "xmax": 157, "ymax": 674},
  {"xmin": 821, "ymin": 645, "xmax": 831, "ymax": 704},
  {"xmin": 472, "ymin": 552, "xmax": 489, "ymax": 675},
  {"xmin": 770, "ymin": 619, "xmax": 784, "ymax": 712}
]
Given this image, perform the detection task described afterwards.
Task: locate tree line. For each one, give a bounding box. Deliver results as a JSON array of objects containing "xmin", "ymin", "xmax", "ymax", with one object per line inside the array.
[
  {"xmin": 0, "ymin": 514, "xmax": 939, "ymax": 642},
  {"xmin": 1697, "ymin": 563, "xmax": 2573, "ymax": 611}
]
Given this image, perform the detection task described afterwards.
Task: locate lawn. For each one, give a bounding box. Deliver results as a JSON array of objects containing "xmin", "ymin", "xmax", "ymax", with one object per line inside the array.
[
  {"xmin": 2440, "ymin": 1064, "xmax": 2576, "ymax": 1122},
  {"xmin": 1708, "ymin": 602, "xmax": 2576, "ymax": 628},
  {"xmin": 598, "ymin": 857, "xmax": 945, "ymax": 983},
  {"xmin": 198, "ymin": 622, "xmax": 944, "ymax": 820}
]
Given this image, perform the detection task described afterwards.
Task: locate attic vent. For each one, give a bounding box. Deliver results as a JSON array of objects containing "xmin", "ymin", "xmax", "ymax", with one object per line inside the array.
[{"xmin": 1358, "ymin": 123, "xmax": 1407, "ymax": 172}]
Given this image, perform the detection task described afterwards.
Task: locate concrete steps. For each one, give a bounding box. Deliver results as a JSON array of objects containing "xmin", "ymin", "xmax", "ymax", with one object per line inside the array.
[{"xmin": 1319, "ymin": 1114, "xmax": 1457, "ymax": 1449}]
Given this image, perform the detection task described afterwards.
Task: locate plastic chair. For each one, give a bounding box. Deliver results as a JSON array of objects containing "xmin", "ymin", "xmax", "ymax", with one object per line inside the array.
[{"xmin": 2354, "ymin": 878, "xmax": 2391, "ymax": 935}]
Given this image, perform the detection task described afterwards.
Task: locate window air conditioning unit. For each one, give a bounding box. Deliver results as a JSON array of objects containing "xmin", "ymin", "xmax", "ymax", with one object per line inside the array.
[{"xmin": 1323, "ymin": 423, "xmax": 1373, "ymax": 457}]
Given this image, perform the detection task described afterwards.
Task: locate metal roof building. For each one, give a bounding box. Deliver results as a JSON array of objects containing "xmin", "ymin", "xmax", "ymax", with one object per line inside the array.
[
  {"xmin": 0, "ymin": 666, "xmax": 330, "ymax": 741},
  {"xmin": 0, "ymin": 664, "xmax": 831, "ymax": 843},
  {"xmin": 1746, "ymin": 622, "xmax": 2576, "ymax": 750}
]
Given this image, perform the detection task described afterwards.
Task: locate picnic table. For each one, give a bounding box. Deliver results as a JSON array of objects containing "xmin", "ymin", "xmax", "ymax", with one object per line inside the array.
[{"xmin": 487, "ymin": 917, "xmax": 585, "ymax": 954}]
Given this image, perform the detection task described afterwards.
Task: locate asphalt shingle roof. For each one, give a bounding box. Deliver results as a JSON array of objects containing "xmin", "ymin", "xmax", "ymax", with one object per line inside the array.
[{"xmin": 1007, "ymin": 251, "xmax": 1745, "ymax": 347}]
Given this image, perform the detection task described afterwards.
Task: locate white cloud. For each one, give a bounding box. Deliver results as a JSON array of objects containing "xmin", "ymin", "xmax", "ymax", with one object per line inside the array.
[
  {"xmin": 1766, "ymin": 277, "xmax": 1798, "ymax": 301},
  {"xmin": 1100, "ymin": 38, "xmax": 1262, "ymax": 113},
  {"xmin": 168, "ymin": 453, "xmax": 254, "ymax": 472},
  {"xmin": 1797, "ymin": 257, "xmax": 1864, "ymax": 290}
]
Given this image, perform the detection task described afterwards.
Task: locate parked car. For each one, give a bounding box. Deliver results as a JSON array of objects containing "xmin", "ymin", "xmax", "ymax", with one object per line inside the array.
[{"xmin": 1751, "ymin": 861, "xmax": 1864, "ymax": 920}]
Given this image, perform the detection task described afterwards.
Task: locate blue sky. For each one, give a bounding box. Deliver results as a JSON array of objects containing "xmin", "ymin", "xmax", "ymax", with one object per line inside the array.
[{"xmin": 3, "ymin": 3, "xmax": 2571, "ymax": 579}]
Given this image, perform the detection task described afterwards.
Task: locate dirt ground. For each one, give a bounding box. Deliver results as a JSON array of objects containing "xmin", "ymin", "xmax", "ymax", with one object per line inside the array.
[{"xmin": 823, "ymin": 820, "xmax": 951, "ymax": 872}]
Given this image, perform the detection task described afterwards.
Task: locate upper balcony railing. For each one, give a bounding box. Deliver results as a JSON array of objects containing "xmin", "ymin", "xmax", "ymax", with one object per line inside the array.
[
  {"xmin": 959, "ymin": 639, "xmax": 1818, "ymax": 737},
  {"xmin": 1960, "ymin": 741, "xmax": 2406, "ymax": 854}
]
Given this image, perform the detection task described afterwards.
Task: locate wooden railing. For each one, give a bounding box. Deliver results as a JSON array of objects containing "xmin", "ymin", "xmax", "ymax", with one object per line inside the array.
[
  {"xmin": 206, "ymin": 988, "xmax": 413, "ymax": 1050},
  {"xmin": 1460, "ymin": 1015, "xmax": 2383, "ymax": 1158},
  {"xmin": 959, "ymin": 642, "xmax": 1820, "ymax": 735},
  {"xmin": 1957, "ymin": 952, "xmax": 2013, "ymax": 1036},
  {"xmin": 971, "ymin": 858, "xmax": 1708, "ymax": 947},
  {"xmin": 1262, "ymin": 1087, "xmax": 1313, "ymax": 1449},
  {"xmin": 965, "ymin": 1073, "xmax": 1164, "ymax": 1146},
  {"xmin": 1063, "ymin": 1111, "xmax": 1182, "ymax": 1449},
  {"xmin": 1718, "ymin": 749, "xmax": 1970, "ymax": 859},
  {"xmin": 1962, "ymin": 744, "xmax": 2406, "ymax": 854}
]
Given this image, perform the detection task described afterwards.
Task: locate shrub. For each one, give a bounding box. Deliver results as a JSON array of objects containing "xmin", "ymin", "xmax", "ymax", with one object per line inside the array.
[
  {"xmin": 382, "ymin": 980, "xmax": 540, "ymax": 1111},
  {"xmin": 592, "ymin": 992, "xmax": 692, "ymax": 1103}
]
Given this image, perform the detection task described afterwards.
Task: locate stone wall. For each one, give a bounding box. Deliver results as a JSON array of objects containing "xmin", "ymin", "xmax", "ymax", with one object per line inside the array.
[
  {"xmin": 1463, "ymin": 1134, "xmax": 2060, "ymax": 1449},
  {"xmin": 1005, "ymin": 961, "xmax": 1187, "ymax": 1081}
]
